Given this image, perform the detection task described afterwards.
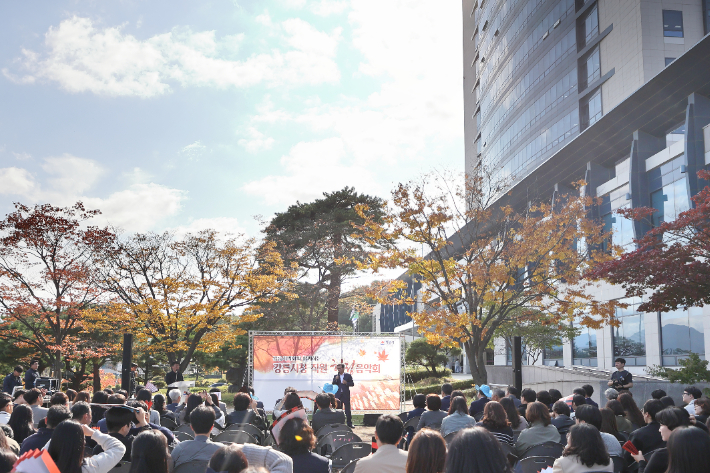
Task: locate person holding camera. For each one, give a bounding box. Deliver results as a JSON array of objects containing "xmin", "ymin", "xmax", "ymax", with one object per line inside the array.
[{"xmin": 608, "ymin": 358, "xmax": 633, "ymax": 393}]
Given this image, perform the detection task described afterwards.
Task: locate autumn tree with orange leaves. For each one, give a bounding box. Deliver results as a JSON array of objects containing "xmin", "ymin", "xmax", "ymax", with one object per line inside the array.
[
  {"xmin": 353, "ymin": 171, "xmax": 623, "ymax": 384},
  {"xmin": 0, "ymin": 202, "xmax": 116, "ymax": 381},
  {"xmin": 93, "ymin": 230, "xmax": 295, "ymax": 375}
]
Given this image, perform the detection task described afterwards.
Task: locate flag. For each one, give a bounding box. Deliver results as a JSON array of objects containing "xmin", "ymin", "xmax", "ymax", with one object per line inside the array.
[
  {"xmin": 145, "ymin": 381, "xmax": 159, "ymax": 393},
  {"xmin": 350, "ymin": 310, "xmax": 359, "ymax": 321}
]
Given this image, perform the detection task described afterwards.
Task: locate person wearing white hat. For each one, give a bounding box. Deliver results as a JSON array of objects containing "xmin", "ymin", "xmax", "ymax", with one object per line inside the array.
[{"xmin": 469, "ymin": 385, "xmax": 492, "ymax": 417}]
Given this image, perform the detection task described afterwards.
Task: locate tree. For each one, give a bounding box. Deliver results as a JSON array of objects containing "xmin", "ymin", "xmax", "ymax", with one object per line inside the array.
[
  {"xmin": 0, "ymin": 202, "xmax": 114, "ymax": 379},
  {"xmin": 646, "ymin": 353, "xmax": 710, "ymax": 384},
  {"xmin": 264, "ymin": 187, "xmax": 387, "ymax": 330},
  {"xmin": 94, "ymin": 230, "xmax": 294, "ymax": 375},
  {"xmin": 352, "ymin": 170, "xmax": 622, "ymax": 384},
  {"xmin": 587, "ymin": 170, "xmax": 710, "ymax": 313},
  {"xmin": 406, "ymin": 338, "xmax": 448, "ymax": 375},
  {"xmin": 495, "ymin": 310, "xmax": 580, "ymax": 365}
]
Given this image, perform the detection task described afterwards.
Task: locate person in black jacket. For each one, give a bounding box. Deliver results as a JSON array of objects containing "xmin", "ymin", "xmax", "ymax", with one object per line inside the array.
[
  {"xmin": 332, "ymin": 363, "xmax": 354, "ymax": 427},
  {"xmin": 623, "ymin": 399, "xmax": 666, "ymax": 468},
  {"xmin": 18, "ymin": 405, "xmax": 71, "ymax": 455},
  {"xmin": 551, "ymin": 400, "xmax": 575, "ymax": 442},
  {"xmin": 311, "ymin": 393, "xmax": 345, "ymax": 435},
  {"xmin": 2, "ymin": 367, "xmax": 23, "ymax": 394},
  {"xmin": 93, "ymin": 406, "xmax": 137, "ymax": 461},
  {"xmin": 225, "ymin": 392, "xmax": 266, "ymax": 431},
  {"xmin": 24, "ymin": 360, "xmax": 39, "ymax": 390},
  {"xmin": 278, "ymin": 417, "xmax": 329, "ymax": 473},
  {"xmin": 164, "ymin": 362, "xmax": 183, "ymax": 398}
]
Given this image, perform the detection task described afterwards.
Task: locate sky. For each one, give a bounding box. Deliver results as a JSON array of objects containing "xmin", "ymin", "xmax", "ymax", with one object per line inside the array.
[{"xmin": 0, "ymin": 0, "xmax": 464, "ymax": 247}]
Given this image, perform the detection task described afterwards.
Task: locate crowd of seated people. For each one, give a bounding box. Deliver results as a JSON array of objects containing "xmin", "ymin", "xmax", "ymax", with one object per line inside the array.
[{"xmin": 3, "ymin": 380, "xmax": 710, "ymax": 473}]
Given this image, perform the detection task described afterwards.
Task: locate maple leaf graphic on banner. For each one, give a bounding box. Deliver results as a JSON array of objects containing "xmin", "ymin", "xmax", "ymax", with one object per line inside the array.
[
  {"xmin": 358, "ymin": 349, "xmax": 367, "ymax": 357},
  {"xmin": 376, "ymin": 349, "xmax": 389, "ymax": 361}
]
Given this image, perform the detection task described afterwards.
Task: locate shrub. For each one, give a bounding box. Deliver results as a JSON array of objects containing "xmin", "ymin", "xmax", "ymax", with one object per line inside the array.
[
  {"xmin": 405, "ymin": 367, "xmax": 452, "ymax": 384},
  {"xmin": 646, "ymin": 353, "xmax": 710, "ymax": 384}
]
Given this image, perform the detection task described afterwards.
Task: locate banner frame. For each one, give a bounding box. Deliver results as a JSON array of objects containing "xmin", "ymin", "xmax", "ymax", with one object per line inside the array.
[{"xmin": 248, "ymin": 331, "xmax": 406, "ymax": 412}]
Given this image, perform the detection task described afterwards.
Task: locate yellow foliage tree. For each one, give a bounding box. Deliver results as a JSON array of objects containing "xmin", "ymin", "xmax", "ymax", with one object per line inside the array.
[
  {"xmin": 352, "ymin": 170, "xmax": 623, "ymax": 384},
  {"xmin": 94, "ymin": 230, "xmax": 294, "ymax": 373}
]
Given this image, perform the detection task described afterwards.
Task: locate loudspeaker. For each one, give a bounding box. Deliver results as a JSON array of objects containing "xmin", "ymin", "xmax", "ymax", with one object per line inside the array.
[{"xmin": 363, "ymin": 413, "xmax": 382, "ymax": 426}]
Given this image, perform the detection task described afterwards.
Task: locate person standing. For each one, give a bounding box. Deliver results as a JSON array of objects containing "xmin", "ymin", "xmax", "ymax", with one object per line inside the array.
[
  {"xmin": 24, "ymin": 360, "xmax": 39, "ymax": 390},
  {"xmin": 2, "ymin": 366, "xmax": 23, "ymax": 394},
  {"xmin": 332, "ymin": 363, "xmax": 354, "ymax": 427},
  {"xmin": 608, "ymin": 358, "xmax": 633, "ymax": 392},
  {"xmin": 129, "ymin": 363, "xmax": 139, "ymax": 396},
  {"xmin": 164, "ymin": 362, "xmax": 183, "ymax": 398}
]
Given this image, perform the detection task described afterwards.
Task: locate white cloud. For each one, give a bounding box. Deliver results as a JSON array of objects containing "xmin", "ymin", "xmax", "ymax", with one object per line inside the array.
[
  {"xmin": 4, "ymin": 16, "xmax": 342, "ymax": 97},
  {"xmin": 13, "ymin": 152, "xmax": 32, "ymax": 161},
  {"xmin": 171, "ymin": 217, "xmax": 245, "ymax": 240},
  {"xmin": 83, "ymin": 183, "xmax": 186, "ymax": 232},
  {"xmin": 180, "ymin": 141, "xmax": 207, "ymax": 160},
  {"xmin": 242, "ymin": 138, "xmax": 380, "ymax": 206},
  {"xmin": 0, "ymin": 167, "xmax": 36, "ymax": 195},
  {"xmin": 238, "ymin": 127, "xmax": 275, "ymax": 153},
  {"xmin": 311, "ymin": 0, "xmax": 349, "ymax": 16},
  {"xmin": 41, "ymin": 154, "xmax": 105, "ymax": 194}
]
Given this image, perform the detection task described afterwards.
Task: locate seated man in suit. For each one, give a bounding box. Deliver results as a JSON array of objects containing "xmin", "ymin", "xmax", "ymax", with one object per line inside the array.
[
  {"xmin": 354, "ymin": 414, "xmax": 407, "ymax": 473},
  {"xmin": 226, "ymin": 392, "xmax": 266, "ymax": 431},
  {"xmin": 311, "ymin": 393, "xmax": 346, "ymax": 435},
  {"xmin": 171, "ymin": 406, "xmax": 224, "ymax": 469}
]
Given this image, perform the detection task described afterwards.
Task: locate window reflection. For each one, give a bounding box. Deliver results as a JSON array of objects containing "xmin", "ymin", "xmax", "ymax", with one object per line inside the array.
[
  {"xmin": 573, "ymin": 318, "xmax": 597, "ymax": 366},
  {"xmin": 583, "ymin": 5, "xmax": 599, "ymax": 46},
  {"xmin": 613, "ymin": 298, "xmax": 646, "ymax": 366},
  {"xmin": 661, "ymin": 307, "xmax": 705, "ymax": 365}
]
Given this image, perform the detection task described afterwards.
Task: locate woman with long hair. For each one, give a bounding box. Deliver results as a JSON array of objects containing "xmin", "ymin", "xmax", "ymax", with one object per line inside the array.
[
  {"xmin": 48, "ymin": 420, "xmax": 126, "ymax": 473},
  {"xmin": 406, "ymin": 429, "xmax": 447, "ymax": 473},
  {"xmin": 629, "ymin": 407, "xmax": 689, "ymax": 473},
  {"xmin": 605, "ymin": 400, "xmax": 634, "ymax": 434},
  {"xmin": 0, "ymin": 425, "xmax": 19, "ymax": 456},
  {"xmin": 209, "ymin": 444, "xmax": 250, "ymax": 473},
  {"xmin": 90, "ymin": 391, "xmax": 109, "ymax": 426},
  {"xmin": 152, "ymin": 393, "xmax": 175, "ymax": 422},
  {"xmin": 618, "ymin": 393, "xmax": 644, "ymax": 430},
  {"xmin": 445, "ymin": 427, "xmax": 510, "ymax": 473},
  {"xmin": 7, "ymin": 404, "xmax": 35, "ymax": 444},
  {"xmin": 499, "ymin": 397, "xmax": 527, "ymax": 432},
  {"xmin": 129, "ymin": 430, "xmax": 170, "ymax": 473},
  {"xmin": 693, "ymin": 398, "xmax": 710, "ymax": 425},
  {"xmin": 475, "ymin": 401, "xmax": 514, "ymax": 446},
  {"xmin": 552, "ymin": 423, "xmax": 612, "ymax": 472},
  {"xmin": 178, "ymin": 393, "xmax": 204, "ymax": 425},
  {"xmin": 277, "ymin": 417, "xmax": 328, "ymax": 473},
  {"xmin": 441, "ymin": 396, "xmax": 475, "ymax": 437},
  {"xmin": 664, "ymin": 426, "xmax": 710, "ymax": 473},
  {"xmin": 599, "ymin": 407, "xmax": 626, "ymax": 442}
]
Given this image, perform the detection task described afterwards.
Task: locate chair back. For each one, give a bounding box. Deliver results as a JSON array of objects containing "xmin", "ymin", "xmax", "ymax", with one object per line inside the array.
[
  {"xmin": 444, "ymin": 431, "xmax": 458, "ymax": 445},
  {"xmin": 107, "ymin": 462, "xmax": 131, "ymax": 473},
  {"xmin": 519, "ymin": 441, "xmax": 564, "ymax": 461},
  {"xmin": 160, "ymin": 416, "xmax": 178, "ymax": 431},
  {"xmin": 315, "ymin": 430, "xmax": 363, "ymax": 457},
  {"xmin": 512, "ymin": 430, "xmax": 521, "ymax": 443},
  {"xmin": 398, "ymin": 412, "xmax": 408, "ymax": 422},
  {"xmin": 330, "ymin": 442, "xmax": 372, "ymax": 469},
  {"xmin": 341, "ymin": 459, "xmax": 360, "ymax": 473},
  {"xmin": 263, "ymin": 432, "xmax": 275, "ymax": 446},
  {"xmin": 643, "ymin": 449, "xmax": 658, "ymax": 463},
  {"xmin": 610, "ymin": 455, "xmax": 624, "ymax": 473},
  {"xmin": 225, "ymin": 423, "xmax": 263, "ymax": 443},
  {"xmin": 174, "ymin": 460, "xmax": 209, "ymax": 473},
  {"xmin": 402, "ymin": 416, "xmax": 420, "ymax": 430},
  {"xmin": 499, "ymin": 442, "xmax": 518, "ymax": 467},
  {"xmin": 173, "ymin": 431, "xmax": 195, "ymax": 442},
  {"xmin": 473, "ymin": 412, "xmax": 484, "ymax": 421},
  {"xmin": 426, "ymin": 423, "xmax": 441, "ymax": 431},
  {"xmin": 315, "ymin": 423, "xmax": 353, "ymax": 440},
  {"xmin": 213, "ymin": 430, "xmax": 259, "ymax": 444},
  {"xmin": 175, "ymin": 423, "xmax": 194, "ymax": 435},
  {"xmin": 519, "ymin": 456, "xmax": 556, "ymax": 473}
]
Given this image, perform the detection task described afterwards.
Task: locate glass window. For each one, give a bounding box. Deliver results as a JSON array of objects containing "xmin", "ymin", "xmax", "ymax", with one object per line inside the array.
[
  {"xmin": 613, "ymin": 298, "xmax": 646, "ymax": 365},
  {"xmin": 545, "ymin": 344, "xmax": 564, "ymax": 366},
  {"xmin": 583, "ymin": 5, "xmax": 599, "ymax": 46},
  {"xmin": 581, "ymin": 88, "xmax": 602, "ymax": 129},
  {"xmin": 661, "ymin": 307, "xmax": 705, "ymax": 365},
  {"xmin": 665, "ymin": 57, "xmax": 676, "ymax": 67},
  {"xmin": 650, "ymin": 177, "xmax": 690, "ymax": 226},
  {"xmin": 663, "ymin": 10, "xmax": 684, "ymax": 37},
  {"xmin": 573, "ymin": 319, "xmax": 598, "ymax": 366},
  {"xmin": 581, "ymin": 47, "xmax": 601, "ymax": 89},
  {"xmin": 665, "ymin": 123, "xmax": 685, "ymax": 147},
  {"xmin": 612, "ymin": 204, "xmax": 635, "ymax": 251}
]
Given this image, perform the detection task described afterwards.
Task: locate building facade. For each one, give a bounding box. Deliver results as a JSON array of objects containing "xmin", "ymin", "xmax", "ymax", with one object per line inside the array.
[{"xmin": 459, "ymin": 0, "xmax": 710, "ymax": 375}]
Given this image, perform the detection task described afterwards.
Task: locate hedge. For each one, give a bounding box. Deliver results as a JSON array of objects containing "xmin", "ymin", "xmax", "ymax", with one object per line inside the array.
[
  {"xmin": 404, "ymin": 368, "xmax": 452, "ymax": 384},
  {"xmin": 404, "ymin": 379, "xmax": 475, "ymax": 400}
]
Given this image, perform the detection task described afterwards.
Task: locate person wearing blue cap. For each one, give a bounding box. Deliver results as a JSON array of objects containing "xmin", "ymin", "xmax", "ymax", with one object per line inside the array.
[{"xmin": 469, "ymin": 385, "xmax": 491, "ymax": 417}]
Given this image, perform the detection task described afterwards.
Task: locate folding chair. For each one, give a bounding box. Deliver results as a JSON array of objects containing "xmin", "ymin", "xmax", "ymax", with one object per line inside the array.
[
  {"xmin": 175, "ymin": 424, "xmax": 194, "ymax": 435},
  {"xmin": 330, "ymin": 442, "xmax": 372, "ymax": 469},
  {"xmin": 610, "ymin": 455, "xmax": 624, "ymax": 473},
  {"xmin": 519, "ymin": 456, "xmax": 556, "ymax": 473},
  {"xmin": 341, "ymin": 459, "xmax": 360, "ymax": 473},
  {"xmin": 499, "ymin": 441, "xmax": 518, "ymax": 467},
  {"xmin": 398, "ymin": 412, "xmax": 408, "ymax": 422},
  {"xmin": 315, "ymin": 431, "xmax": 363, "ymax": 457},
  {"xmin": 402, "ymin": 416, "xmax": 421, "ymax": 430},
  {"xmin": 315, "ymin": 423, "xmax": 352, "ymax": 440},
  {"xmin": 224, "ymin": 423, "xmax": 264, "ymax": 444},
  {"xmin": 213, "ymin": 430, "xmax": 259, "ymax": 444},
  {"xmin": 518, "ymin": 441, "xmax": 564, "ymax": 461},
  {"xmin": 173, "ymin": 431, "xmax": 194, "ymax": 442},
  {"xmin": 444, "ymin": 431, "xmax": 458, "ymax": 445},
  {"xmin": 160, "ymin": 416, "xmax": 178, "ymax": 431}
]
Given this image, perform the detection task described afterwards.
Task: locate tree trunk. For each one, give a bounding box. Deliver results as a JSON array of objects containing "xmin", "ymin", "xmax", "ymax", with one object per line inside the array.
[
  {"xmin": 464, "ymin": 339, "xmax": 488, "ymax": 385},
  {"xmin": 93, "ymin": 361, "xmax": 101, "ymax": 392},
  {"xmin": 326, "ymin": 271, "xmax": 342, "ymax": 330}
]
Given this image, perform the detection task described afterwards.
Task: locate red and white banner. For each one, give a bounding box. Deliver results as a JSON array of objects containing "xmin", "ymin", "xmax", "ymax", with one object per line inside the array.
[{"xmin": 251, "ymin": 334, "xmax": 401, "ymax": 411}]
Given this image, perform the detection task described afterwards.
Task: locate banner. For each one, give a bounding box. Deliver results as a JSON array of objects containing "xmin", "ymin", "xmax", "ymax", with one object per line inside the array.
[{"xmin": 251, "ymin": 334, "xmax": 401, "ymax": 411}]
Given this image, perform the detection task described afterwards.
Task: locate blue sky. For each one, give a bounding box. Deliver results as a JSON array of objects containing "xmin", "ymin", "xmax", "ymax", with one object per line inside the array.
[{"xmin": 0, "ymin": 0, "xmax": 463, "ymax": 241}]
